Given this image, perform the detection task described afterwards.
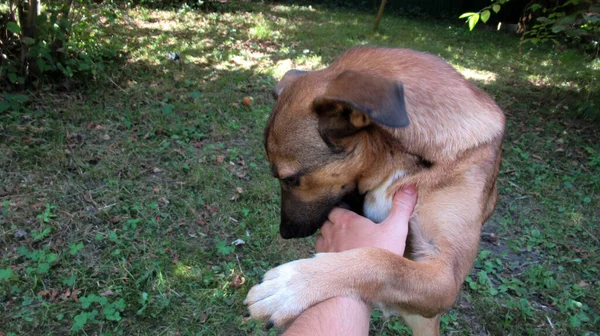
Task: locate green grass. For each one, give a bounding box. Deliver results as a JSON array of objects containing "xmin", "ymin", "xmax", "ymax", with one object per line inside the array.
[{"xmin": 1, "ymin": 2, "xmax": 599, "ymax": 335}]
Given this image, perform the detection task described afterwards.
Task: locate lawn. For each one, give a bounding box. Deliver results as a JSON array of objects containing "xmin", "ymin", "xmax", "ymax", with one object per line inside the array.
[{"xmin": 1, "ymin": 1, "xmax": 599, "ymax": 335}]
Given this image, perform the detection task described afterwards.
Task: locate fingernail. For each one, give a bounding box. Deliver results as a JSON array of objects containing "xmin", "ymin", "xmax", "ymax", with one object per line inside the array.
[{"xmin": 403, "ymin": 185, "xmax": 416, "ymax": 195}]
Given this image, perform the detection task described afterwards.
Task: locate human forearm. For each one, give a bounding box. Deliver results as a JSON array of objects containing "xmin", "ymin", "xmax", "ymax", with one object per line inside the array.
[{"xmin": 282, "ymin": 297, "xmax": 370, "ymax": 336}]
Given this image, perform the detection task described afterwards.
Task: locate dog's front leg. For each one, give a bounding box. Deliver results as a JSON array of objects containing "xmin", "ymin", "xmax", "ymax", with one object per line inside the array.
[
  {"xmin": 402, "ymin": 314, "xmax": 441, "ymax": 336},
  {"xmin": 244, "ymin": 247, "xmax": 463, "ymax": 334}
]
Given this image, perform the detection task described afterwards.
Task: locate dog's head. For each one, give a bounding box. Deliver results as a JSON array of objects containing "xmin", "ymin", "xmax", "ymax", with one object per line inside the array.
[{"xmin": 265, "ymin": 69, "xmax": 411, "ymax": 239}]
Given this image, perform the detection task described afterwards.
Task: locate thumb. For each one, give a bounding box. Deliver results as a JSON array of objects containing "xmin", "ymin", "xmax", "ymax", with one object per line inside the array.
[{"xmin": 383, "ymin": 185, "xmax": 417, "ymax": 225}]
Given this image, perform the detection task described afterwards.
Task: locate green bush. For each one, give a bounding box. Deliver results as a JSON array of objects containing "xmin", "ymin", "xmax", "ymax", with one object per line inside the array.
[
  {"xmin": 460, "ymin": 0, "xmax": 600, "ymax": 56},
  {"xmin": 0, "ymin": 1, "xmax": 122, "ymax": 89},
  {"xmin": 525, "ymin": 0, "xmax": 600, "ymax": 54}
]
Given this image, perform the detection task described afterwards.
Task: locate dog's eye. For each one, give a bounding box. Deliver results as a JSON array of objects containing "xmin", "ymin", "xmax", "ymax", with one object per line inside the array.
[{"xmin": 281, "ymin": 175, "xmax": 301, "ymax": 188}]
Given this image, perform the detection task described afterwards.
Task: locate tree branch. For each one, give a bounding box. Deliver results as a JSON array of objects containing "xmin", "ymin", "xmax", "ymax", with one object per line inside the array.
[{"xmin": 373, "ymin": 0, "xmax": 388, "ymax": 32}]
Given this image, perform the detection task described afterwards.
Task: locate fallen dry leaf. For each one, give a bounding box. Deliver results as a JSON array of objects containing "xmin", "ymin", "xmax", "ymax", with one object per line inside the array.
[
  {"xmin": 229, "ymin": 274, "xmax": 246, "ymax": 288},
  {"xmin": 60, "ymin": 288, "xmax": 71, "ymax": 301},
  {"xmin": 108, "ymin": 216, "xmax": 120, "ymax": 224},
  {"xmin": 241, "ymin": 96, "xmax": 252, "ymax": 107},
  {"xmin": 71, "ymin": 289, "xmax": 82, "ymax": 302},
  {"xmin": 204, "ymin": 205, "xmax": 218, "ymax": 214},
  {"xmin": 38, "ymin": 289, "xmax": 58, "ymax": 301},
  {"xmin": 67, "ymin": 133, "xmax": 84, "ymax": 148},
  {"xmin": 100, "ymin": 290, "xmax": 115, "ymax": 297},
  {"xmin": 87, "ymin": 123, "xmax": 105, "ymax": 130},
  {"xmin": 31, "ymin": 201, "xmax": 46, "ymax": 210},
  {"xmin": 215, "ymin": 155, "xmax": 225, "ymax": 164}
]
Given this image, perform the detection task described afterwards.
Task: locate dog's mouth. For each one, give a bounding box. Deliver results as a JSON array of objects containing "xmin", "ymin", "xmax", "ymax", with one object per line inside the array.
[
  {"xmin": 279, "ymin": 189, "xmax": 365, "ymax": 239},
  {"xmin": 337, "ymin": 190, "xmax": 365, "ymax": 216}
]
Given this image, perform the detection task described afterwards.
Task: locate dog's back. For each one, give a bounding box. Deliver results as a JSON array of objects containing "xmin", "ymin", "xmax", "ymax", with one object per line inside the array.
[{"xmin": 327, "ymin": 47, "xmax": 505, "ymax": 162}]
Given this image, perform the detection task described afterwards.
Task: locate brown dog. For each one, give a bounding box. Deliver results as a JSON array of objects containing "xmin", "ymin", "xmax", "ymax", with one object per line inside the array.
[{"xmin": 244, "ymin": 47, "xmax": 505, "ymax": 335}]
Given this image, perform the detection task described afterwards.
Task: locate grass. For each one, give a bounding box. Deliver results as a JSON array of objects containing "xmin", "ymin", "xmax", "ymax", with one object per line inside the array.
[{"xmin": 1, "ymin": 1, "xmax": 599, "ymax": 335}]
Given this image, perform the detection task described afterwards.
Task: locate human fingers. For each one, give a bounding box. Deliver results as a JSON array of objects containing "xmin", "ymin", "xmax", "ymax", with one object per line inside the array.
[
  {"xmin": 383, "ymin": 185, "xmax": 417, "ymax": 226},
  {"xmin": 315, "ymin": 233, "xmax": 326, "ymax": 252},
  {"xmin": 320, "ymin": 220, "xmax": 334, "ymax": 238},
  {"xmin": 327, "ymin": 206, "xmax": 362, "ymax": 226}
]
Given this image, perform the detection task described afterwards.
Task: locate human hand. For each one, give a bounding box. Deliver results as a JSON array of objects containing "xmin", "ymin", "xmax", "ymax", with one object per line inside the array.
[{"xmin": 315, "ymin": 186, "xmax": 417, "ymax": 256}]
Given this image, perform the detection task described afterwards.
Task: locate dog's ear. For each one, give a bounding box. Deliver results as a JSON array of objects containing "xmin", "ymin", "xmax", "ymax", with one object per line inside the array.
[
  {"xmin": 313, "ymin": 70, "xmax": 409, "ymax": 150},
  {"xmin": 273, "ymin": 69, "xmax": 308, "ymax": 99}
]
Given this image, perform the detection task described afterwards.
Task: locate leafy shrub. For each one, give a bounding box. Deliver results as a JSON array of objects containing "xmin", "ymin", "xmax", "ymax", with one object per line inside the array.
[
  {"xmin": 0, "ymin": 1, "xmax": 122, "ymax": 89},
  {"xmin": 460, "ymin": 0, "xmax": 600, "ymax": 57},
  {"xmin": 525, "ymin": 0, "xmax": 599, "ymax": 54}
]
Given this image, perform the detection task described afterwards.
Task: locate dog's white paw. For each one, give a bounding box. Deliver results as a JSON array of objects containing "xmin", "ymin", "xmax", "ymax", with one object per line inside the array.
[{"xmin": 244, "ymin": 256, "xmax": 326, "ymax": 327}]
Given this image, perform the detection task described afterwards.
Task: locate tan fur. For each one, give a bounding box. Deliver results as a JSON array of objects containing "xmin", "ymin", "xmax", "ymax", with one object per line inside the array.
[{"xmin": 246, "ymin": 47, "xmax": 505, "ymax": 335}]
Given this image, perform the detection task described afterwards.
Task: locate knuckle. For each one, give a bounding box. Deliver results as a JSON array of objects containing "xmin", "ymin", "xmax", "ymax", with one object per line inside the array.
[
  {"xmin": 339, "ymin": 210, "xmax": 360, "ymax": 224},
  {"xmin": 394, "ymin": 199, "xmax": 412, "ymax": 209},
  {"xmin": 327, "ymin": 207, "xmax": 346, "ymax": 222},
  {"xmin": 320, "ymin": 221, "xmax": 332, "ymax": 235}
]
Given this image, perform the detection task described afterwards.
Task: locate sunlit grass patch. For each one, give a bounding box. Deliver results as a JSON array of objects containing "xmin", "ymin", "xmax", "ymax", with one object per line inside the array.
[
  {"xmin": 454, "ymin": 66, "xmax": 498, "ymax": 84},
  {"xmin": 249, "ymin": 20, "xmax": 278, "ymax": 40},
  {"xmin": 271, "ymin": 4, "xmax": 318, "ymax": 13}
]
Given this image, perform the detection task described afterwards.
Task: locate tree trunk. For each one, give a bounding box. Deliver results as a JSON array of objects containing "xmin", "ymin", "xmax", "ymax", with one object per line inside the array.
[
  {"xmin": 17, "ymin": 0, "xmax": 27, "ymax": 75},
  {"xmin": 17, "ymin": 0, "xmax": 39, "ymax": 81},
  {"xmin": 373, "ymin": 0, "xmax": 388, "ymax": 32},
  {"xmin": 20, "ymin": 0, "xmax": 39, "ymax": 40}
]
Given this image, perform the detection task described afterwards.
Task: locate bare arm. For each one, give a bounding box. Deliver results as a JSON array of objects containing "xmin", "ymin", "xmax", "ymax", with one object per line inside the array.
[{"xmin": 283, "ymin": 297, "xmax": 370, "ymax": 336}]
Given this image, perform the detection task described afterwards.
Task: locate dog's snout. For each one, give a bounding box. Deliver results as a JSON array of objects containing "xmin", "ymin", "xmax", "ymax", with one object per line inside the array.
[
  {"xmin": 279, "ymin": 214, "xmax": 322, "ymax": 239},
  {"xmin": 278, "ymin": 189, "xmax": 364, "ymax": 239}
]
